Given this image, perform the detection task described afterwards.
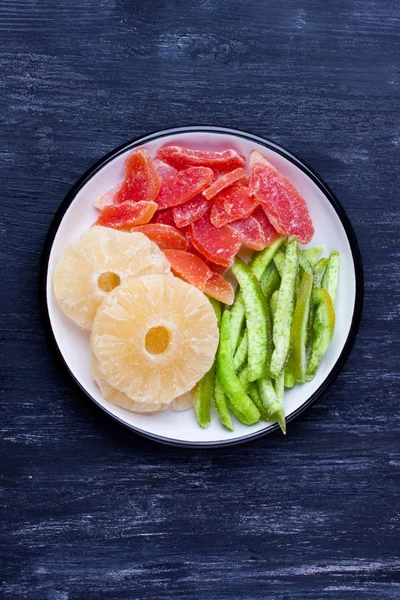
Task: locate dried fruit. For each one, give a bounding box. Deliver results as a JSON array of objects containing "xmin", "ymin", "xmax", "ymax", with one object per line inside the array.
[
  {"xmin": 93, "ymin": 183, "xmax": 121, "ymax": 211},
  {"xmin": 53, "ymin": 226, "xmax": 170, "ymax": 329},
  {"xmin": 92, "ymin": 357, "xmax": 168, "ymax": 413},
  {"xmin": 203, "ymin": 168, "xmax": 247, "ymax": 200},
  {"xmin": 91, "ymin": 274, "xmax": 219, "ymax": 404},
  {"xmin": 157, "ymin": 145, "xmax": 246, "ymax": 171},
  {"xmin": 230, "ymin": 207, "xmax": 280, "ymax": 251},
  {"xmin": 163, "ymin": 249, "xmax": 213, "ymax": 291},
  {"xmin": 115, "ymin": 149, "xmax": 160, "ymax": 204},
  {"xmin": 210, "ymin": 185, "xmax": 257, "ymax": 228},
  {"xmin": 154, "ymin": 209, "xmax": 176, "ymax": 227},
  {"xmin": 156, "ymin": 166, "xmax": 213, "ymax": 210},
  {"xmin": 172, "ymin": 194, "xmax": 210, "ymax": 228},
  {"xmin": 153, "ymin": 158, "xmax": 177, "ymax": 180},
  {"xmin": 190, "ymin": 212, "xmax": 242, "ymax": 267},
  {"xmin": 204, "ymin": 272, "xmax": 234, "ymax": 305},
  {"xmin": 249, "ymin": 151, "xmax": 314, "ymax": 244},
  {"xmin": 95, "ymin": 200, "xmax": 157, "ymax": 229},
  {"xmin": 131, "ymin": 224, "xmax": 188, "ymax": 250}
]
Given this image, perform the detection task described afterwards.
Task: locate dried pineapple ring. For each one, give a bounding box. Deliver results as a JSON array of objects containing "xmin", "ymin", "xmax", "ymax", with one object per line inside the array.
[
  {"xmin": 91, "ymin": 274, "xmax": 219, "ymax": 405},
  {"xmin": 92, "ymin": 356, "xmax": 169, "ymax": 413},
  {"xmin": 53, "ymin": 226, "xmax": 170, "ymax": 330},
  {"xmin": 171, "ymin": 390, "xmax": 195, "ymax": 412}
]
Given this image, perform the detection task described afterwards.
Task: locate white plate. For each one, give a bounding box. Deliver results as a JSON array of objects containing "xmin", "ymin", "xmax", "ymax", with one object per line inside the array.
[{"xmin": 40, "ymin": 126, "xmax": 363, "ymax": 447}]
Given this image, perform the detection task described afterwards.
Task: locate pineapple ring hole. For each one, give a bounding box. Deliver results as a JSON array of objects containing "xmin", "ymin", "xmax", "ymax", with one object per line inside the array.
[
  {"xmin": 98, "ymin": 271, "xmax": 121, "ymax": 292},
  {"xmin": 145, "ymin": 326, "xmax": 171, "ymax": 355}
]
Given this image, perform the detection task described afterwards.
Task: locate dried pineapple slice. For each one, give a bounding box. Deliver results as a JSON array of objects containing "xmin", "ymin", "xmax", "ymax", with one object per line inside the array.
[
  {"xmin": 53, "ymin": 226, "xmax": 170, "ymax": 329},
  {"xmin": 91, "ymin": 274, "xmax": 219, "ymax": 405}
]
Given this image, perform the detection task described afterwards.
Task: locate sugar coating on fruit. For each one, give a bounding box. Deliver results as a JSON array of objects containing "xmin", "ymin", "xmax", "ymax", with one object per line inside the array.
[
  {"xmin": 91, "ymin": 274, "xmax": 219, "ymax": 404},
  {"xmin": 53, "ymin": 226, "xmax": 170, "ymax": 330},
  {"xmin": 153, "ymin": 158, "xmax": 177, "ymax": 181},
  {"xmin": 210, "ymin": 185, "xmax": 257, "ymax": 228},
  {"xmin": 95, "ymin": 200, "xmax": 157, "ymax": 229},
  {"xmin": 131, "ymin": 223, "xmax": 188, "ymax": 250},
  {"xmin": 93, "ymin": 183, "xmax": 121, "ymax": 211},
  {"xmin": 230, "ymin": 206, "xmax": 279, "ymax": 251},
  {"xmin": 203, "ymin": 168, "xmax": 246, "ymax": 200},
  {"xmin": 92, "ymin": 356, "xmax": 169, "ymax": 413},
  {"xmin": 163, "ymin": 249, "xmax": 213, "ymax": 291},
  {"xmin": 115, "ymin": 149, "xmax": 160, "ymax": 204},
  {"xmin": 157, "ymin": 146, "xmax": 246, "ymax": 171},
  {"xmin": 172, "ymin": 194, "xmax": 210, "ymax": 228},
  {"xmin": 171, "ymin": 389, "xmax": 195, "ymax": 411},
  {"xmin": 190, "ymin": 212, "xmax": 242, "ymax": 267},
  {"xmin": 204, "ymin": 272, "xmax": 234, "ymax": 305},
  {"xmin": 156, "ymin": 166, "xmax": 214, "ymax": 210},
  {"xmin": 249, "ymin": 151, "xmax": 314, "ymax": 244}
]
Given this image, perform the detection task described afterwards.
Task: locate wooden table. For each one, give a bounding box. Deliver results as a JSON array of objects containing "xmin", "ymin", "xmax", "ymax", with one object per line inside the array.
[{"xmin": 1, "ymin": 1, "xmax": 399, "ymax": 598}]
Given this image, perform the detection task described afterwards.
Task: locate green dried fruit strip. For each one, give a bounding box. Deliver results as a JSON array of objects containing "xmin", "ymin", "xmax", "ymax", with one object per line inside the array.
[
  {"xmin": 229, "ymin": 236, "xmax": 285, "ymax": 352},
  {"xmin": 193, "ymin": 298, "xmax": 221, "ymax": 428},
  {"xmin": 270, "ymin": 236, "xmax": 298, "ymax": 379},
  {"xmin": 292, "ymin": 272, "xmax": 313, "ymax": 382},
  {"xmin": 284, "ymin": 352, "xmax": 295, "ymax": 388},
  {"xmin": 213, "ymin": 375, "xmax": 234, "ymax": 431},
  {"xmin": 322, "ymin": 250, "xmax": 340, "ymax": 305},
  {"xmin": 302, "ymin": 245, "xmax": 324, "ymax": 265},
  {"xmin": 233, "ymin": 330, "xmax": 248, "ymax": 372},
  {"xmin": 231, "ymin": 258, "xmax": 268, "ymax": 382},
  {"xmin": 306, "ymin": 288, "xmax": 336, "ymax": 380},
  {"xmin": 272, "ymin": 371, "xmax": 286, "ymax": 434},
  {"xmin": 217, "ymin": 310, "xmax": 260, "ymax": 424},
  {"xmin": 273, "ymin": 247, "xmax": 286, "ymax": 277}
]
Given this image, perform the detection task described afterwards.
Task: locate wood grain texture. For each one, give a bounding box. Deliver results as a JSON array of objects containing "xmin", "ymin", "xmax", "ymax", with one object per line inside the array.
[{"xmin": 1, "ymin": 0, "xmax": 399, "ymax": 598}]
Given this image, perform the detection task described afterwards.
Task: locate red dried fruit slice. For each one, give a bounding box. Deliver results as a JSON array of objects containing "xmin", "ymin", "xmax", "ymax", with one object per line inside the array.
[
  {"xmin": 94, "ymin": 201, "xmax": 157, "ymax": 230},
  {"xmin": 163, "ymin": 249, "xmax": 213, "ymax": 291},
  {"xmin": 154, "ymin": 208, "xmax": 176, "ymax": 227},
  {"xmin": 210, "ymin": 186, "xmax": 258, "ymax": 228},
  {"xmin": 230, "ymin": 207, "xmax": 279, "ymax": 251},
  {"xmin": 203, "ymin": 167, "xmax": 246, "ymax": 200},
  {"xmin": 156, "ymin": 167, "xmax": 214, "ymax": 210},
  {"xmin": 153, "ymin": 158, "xmax": 177, "ymax": 181},
  {"xmin": 249, "ymin": 151, "xmax": 314, "ymax": 244},
  {"xmin": 131, "ymin": 224, "xmax": 188, "ymax": 250},
  {"xmin": 190, "ymin": 212, "xmax": 242, "ymax": 267},
  {"xmin": 93, "ymin": 183, "xmax": 121, "ymax": 211},
  {"xmin": 115, "ymin": 149, "xmax": 160, "ymax": 204},
  {"xmin": 173, "ymin": 194, "xmax": 210, "ymax": 228},
  {"xmin": 186, "ymin": 235, "xmax": 228, "ymax": 275},
  {"xmin": 157, "ymin": 146, "xmax": 246, "ymax": 171},
  {"xmin": 204, "ymin": 272, "xmax": 234, "ymax": 305}
]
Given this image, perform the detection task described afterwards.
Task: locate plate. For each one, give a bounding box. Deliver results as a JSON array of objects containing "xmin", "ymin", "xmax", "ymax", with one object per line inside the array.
[{"xmin": 40, "ymin": 126, "xmax": 363, "ymax": 447}]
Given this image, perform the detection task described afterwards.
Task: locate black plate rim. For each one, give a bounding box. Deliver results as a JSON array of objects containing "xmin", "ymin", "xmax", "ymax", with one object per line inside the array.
[{"xmin": 39, "ymin": 125, "xmax": 364, "ymax": 448}]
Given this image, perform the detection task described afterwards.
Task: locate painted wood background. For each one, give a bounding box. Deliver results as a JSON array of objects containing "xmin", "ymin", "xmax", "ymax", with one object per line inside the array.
[{"xmin": 1, "ymin": 1, "xmax": 399, "ymax": 598}]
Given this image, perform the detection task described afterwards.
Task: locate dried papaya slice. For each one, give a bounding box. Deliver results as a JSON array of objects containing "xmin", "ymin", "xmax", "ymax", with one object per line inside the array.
[
  {"xmin": 190, "ymin": 212, "xmax": 242, "ymax": 267},
  {"xmin": 131, "ymin": 224, "xmax": 188, "ymax": 250},
  {"xmin": 173, "ymin": 194, "xmax": 211, "ymax": 228},
  {"xmin": 249, "ymin": 151, "xmax": 314, "ymax": 244},
  {"xmin": 230, "ymin": 206, "xmax": 280, "ymax": 250},
  {"xmin": 186, "ymin": 235, "xmax": 228, "ymax": 275},
  {"xmin": 204, "ymin": 272, "xmax": 234, "ymax": 305},
  {"xmin": 163, "ymin": 249, "xmax": 213, "ymax": 291},
  {"xmin": 153, "ymin": 158, "xmax": 177, "ymax": 181},
  {"xmin": 93, "ymin": 183, "xmax": 121, "ymax": 211},
  {"xmin": 157, "ymin": 146, "xmax": 246, "ymax": 171},
  {"xmin": 95, "ymin": 201, "xmax": 157, "ymax": 230},
  {"xmin": 203, "ymin": 168, "xmax": 246, "ymax": 200},
  {"xmin": 115, "ymin": 149, "xmax": 160, "ymax": 204},
  {"xmin": 154, "ymin": 209, "xmax": 176, "ymax": 227},
  {"xmin": 156, "ymin": 167, "xmax": 213, "ymax": 210},
  {"xmin": 210, "ymin": 185, "xmax": 258, "ymax": 228}
]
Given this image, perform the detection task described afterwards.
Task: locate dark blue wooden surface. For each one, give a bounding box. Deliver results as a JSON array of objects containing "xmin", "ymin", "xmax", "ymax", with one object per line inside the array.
[{"xmin": 1, "ymin": 1, "xmax": 399, "ymax": 598}]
